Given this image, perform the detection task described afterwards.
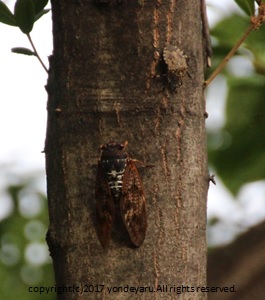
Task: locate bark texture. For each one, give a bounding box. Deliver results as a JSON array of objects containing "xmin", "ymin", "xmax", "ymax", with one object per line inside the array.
[{"xmin": 46, "ymin": 0, "xmax": 208, "ymax": 299}]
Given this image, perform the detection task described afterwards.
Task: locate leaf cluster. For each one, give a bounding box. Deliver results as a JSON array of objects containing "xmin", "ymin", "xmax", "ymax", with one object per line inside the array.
[
  {"xmin": 0, "ymin": 0, "xmax": 49, "ymax": 33},
  {"xmin": 0, "ymin": 0, "xmax": 49, "ymax": 57},
  {"xmin": 208, "ymin": 1, "xmax": 265, "ymax": 195}
]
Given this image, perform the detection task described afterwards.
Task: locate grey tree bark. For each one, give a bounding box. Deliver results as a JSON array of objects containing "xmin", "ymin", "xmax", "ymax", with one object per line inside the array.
[{"xmin": 45, "ymin": 1, "xmax": 209, "ymax": 299}]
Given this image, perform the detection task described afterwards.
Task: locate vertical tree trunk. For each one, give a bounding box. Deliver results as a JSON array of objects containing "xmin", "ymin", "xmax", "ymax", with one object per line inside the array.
[{"xmin": 46, "ymin": 0, "xmax": 208, "ymax": 299}]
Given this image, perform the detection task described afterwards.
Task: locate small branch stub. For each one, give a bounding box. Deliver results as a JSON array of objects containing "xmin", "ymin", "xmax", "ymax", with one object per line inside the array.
[{"xmin": 209, "ymin": 174, "xmax": 216, "ymax": 185}]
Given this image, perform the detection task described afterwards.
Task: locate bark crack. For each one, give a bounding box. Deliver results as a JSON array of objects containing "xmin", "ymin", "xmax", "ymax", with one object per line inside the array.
[{"xmin": 153, "ymin": 180, "xmax": 164, "ymax": 295}]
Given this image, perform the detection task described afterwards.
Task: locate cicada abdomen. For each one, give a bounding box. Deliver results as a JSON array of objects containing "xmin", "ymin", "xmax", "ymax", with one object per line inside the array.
[{"xmin": 95, "ymin": 141, "xmax": 147, "ymax": 248}]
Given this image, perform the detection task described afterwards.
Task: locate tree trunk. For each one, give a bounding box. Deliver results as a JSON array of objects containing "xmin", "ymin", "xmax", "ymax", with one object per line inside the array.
[{"xmin": 45, "ymin": 1, "xmax": 208, "ymax": 299}]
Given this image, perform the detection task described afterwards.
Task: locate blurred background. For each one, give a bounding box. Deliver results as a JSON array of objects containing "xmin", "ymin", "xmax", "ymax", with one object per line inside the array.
[{"xmin": 1, "ymin": 0, "xmax": 265, "ymax": 299}]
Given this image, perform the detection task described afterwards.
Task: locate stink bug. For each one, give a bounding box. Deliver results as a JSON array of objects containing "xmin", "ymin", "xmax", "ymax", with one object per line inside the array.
[
  {"xmin": 162, "ymin": 45, "xmax": 188, "ymax": 90},
  {"xmin": 95, "ymin": 141, "xmax": 147, "ymax": 248}
]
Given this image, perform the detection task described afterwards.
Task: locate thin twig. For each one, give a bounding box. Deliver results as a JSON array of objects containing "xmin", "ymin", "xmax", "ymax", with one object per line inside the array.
[
  {"xmin": 205, "ymin": 3, "xmax": 265, "ymax": 88},
  {"xmin": 27, "ymin": 33, "xmax": 48, "ymax": 73},
  {"xmin": 204, "ymin": 24, "xmax": 254, "ymax": 87}
]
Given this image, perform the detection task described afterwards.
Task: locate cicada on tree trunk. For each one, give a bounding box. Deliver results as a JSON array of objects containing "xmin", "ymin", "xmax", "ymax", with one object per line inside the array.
[{"xmin": 95, "ymin": 141, "xmax": 148, "ymax": 248}]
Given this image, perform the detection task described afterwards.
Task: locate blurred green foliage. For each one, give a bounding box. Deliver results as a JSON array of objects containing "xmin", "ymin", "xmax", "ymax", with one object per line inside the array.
[
  {"xmin": 208, "ymin": 6, "xmax": 265, "ymax": 195},
  {"xmin": 0, "ymin": 172, "xmax": 55, "ymax": 300},
  {"xmin": 1, "ymin": 2, "xmax": 265, "ymax": 298}
]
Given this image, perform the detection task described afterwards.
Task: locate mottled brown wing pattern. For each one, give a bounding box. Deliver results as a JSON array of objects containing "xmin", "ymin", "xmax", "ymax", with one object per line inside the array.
[
  {"xmin": 120, "ymin": 159, "xmax": 147, "ymax": 247},
  {"xmin": 95, "ymin": 162, "xmax": 115, "ymax": 248}
]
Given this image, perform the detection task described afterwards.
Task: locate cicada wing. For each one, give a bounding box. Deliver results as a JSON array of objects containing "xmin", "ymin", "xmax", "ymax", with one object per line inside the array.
[
  {"xmin": 120, "ymin": 160, "xmax": 147, "ymax": 247},
  {"xmin": 95, "ymin": 162, "xmax": 115, "ymax": 248}
]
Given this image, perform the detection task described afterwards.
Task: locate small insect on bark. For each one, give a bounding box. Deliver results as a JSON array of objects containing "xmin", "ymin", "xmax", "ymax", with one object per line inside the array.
[
  {"xmin": 95, "ymin": 141, "xmax": 147, "ymax": 248},
  {"xmin": 162, "ymin": 45, "xmax": 188, "ymax": 91}
]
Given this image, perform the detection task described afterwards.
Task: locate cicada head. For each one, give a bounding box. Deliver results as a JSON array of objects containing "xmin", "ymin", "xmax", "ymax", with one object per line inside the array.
[{"xmin": 100, "ymin": 141, "xmax": 128, "ymax": 160}]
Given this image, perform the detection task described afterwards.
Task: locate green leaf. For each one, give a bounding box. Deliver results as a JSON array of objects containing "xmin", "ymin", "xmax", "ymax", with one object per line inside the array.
[
  {"xmin": 234, "ymin": 0, "xmax": 255, "ymax": 16},
  {"xmin": 0, "ymin": 1, "xmax": 16, "ymax": 26},
  {"xmin": 211, "ymin": 14, "xmax": 249, "ymax": 47},
  {"xmin": 33, "ymin": 0, "xmax": 48, "ymax": 15},
  {"xmin": 11, "ymin": 47, "xmax": 36, "ymax": 56},
  {"xmin": 34, "ymin": 8, "xmax": 50, "ymax": 22},
  {"xmin": 209, "ymin": 76, "xmax": 265, "ymax": 194},
  {"xmin": 14, "ymin": 0, "xmax": 35, "ymax": 33}
]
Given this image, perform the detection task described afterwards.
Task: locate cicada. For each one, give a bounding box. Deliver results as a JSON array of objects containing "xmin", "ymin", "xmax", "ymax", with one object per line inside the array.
[{"xmin": 95, "ymin": 141, "xmax": 147, "ymax": 248}]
